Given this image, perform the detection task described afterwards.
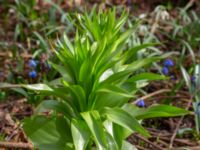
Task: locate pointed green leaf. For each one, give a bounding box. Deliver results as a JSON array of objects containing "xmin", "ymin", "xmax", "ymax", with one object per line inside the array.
[
  {"xmin": 35, "ymin": 100, "xmax": 76, "ymax": 118},
  {"xmin": 105, "ymin": 132, "xmax": 119, "ymax": 150},
  {"xmin": 127, "ymin": 73, "xmax": 166, "ymax": 82},
  {"xmin": 22, "ymin": 84, "xmax": 53, "ymax": 92},
  {"xmin": 121, "ymin": 141, "xmax": 137, "ymax": 150},
  {"xmin": 103, "ymin": 57, "xmax": 162, "ymax": 84},
  {"xmin": 63, "ymin": 33, "xmax": 74, "ymax": 54},
  {"xmin": 67, "ymin": 85, "xmax": 86, "ymax": 112},
  {"xmin": 81, "ymin": 111, "xmax": 107, "ymax": 150},
  {"xmin": 93, "ymin": 85, "xmax": 133, "ymax": 109},
  {"xmin": 23, "ymin": 116, "xmax": 72, "ymax": 150},
  {"xmin": 51, "ymin": 63, "xmax": 74, "ymax": 83},
  {"xmin": 122, "ymin": 104, "xmax": 189, "ymax": 120},
  {"xmin": 103, "ymin": 108, "xmax": 150, "ymax": 137},
  {"xmin": 136, "ymin": 104, "xmax": 189, "ymax": 120},
  {"xmin": 71, "ymin": 119, "xmax": 91, "ymax": 150},
  {"xmin": 122, "ymin": 43, "xmax": 159, "ymax": 63}
]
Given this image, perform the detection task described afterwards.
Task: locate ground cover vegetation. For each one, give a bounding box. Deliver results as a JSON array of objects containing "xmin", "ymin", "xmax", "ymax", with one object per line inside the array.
[{"xmin": 0, "ymin": 0, "xmax": 200, "ymax": 149}]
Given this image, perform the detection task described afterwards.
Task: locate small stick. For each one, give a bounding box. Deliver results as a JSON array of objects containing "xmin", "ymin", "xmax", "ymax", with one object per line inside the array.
[
  {"xmin": 0, "ymin": 141, "xmax": 34, "ymax": 149},
  {"xmin": 0, "ymin": 52, "xmax": 32, "ymax": 58},
  {"xmin": 133, "ymin": 89, "xmax": 171, "ymax": 104},
  {"xmin": 133, "ymin": 134, "xmax": 163, "ymax": 150},
  {"xmin": 135, "ymin": 145, "xmax": 146, "ymax": 150},
  {"xmin": 0, "ymin": 98, "xmax": 27, "ymax": 108},
  {"xmin": 148, "ymin": 130, "xmax": 172, "ymax": 137},
  {"xmin": 171, "ymin": 146, "xmax": 200, "ymax": 150},
  {"xmin": 149, "ymin": 95, "xmax": 189, "ymax": 101},
  {"xmin": 185, "ymin": 0, "xmax": 196, "ymax": 10},
  {"xmin": 169, "ymin": 98, "xmax": 193, "ymax": 148},
  {"xmin": 159, "ymin": 136, "xmax": 196, "ymax": 146},
  {"xmin": 157, "ymin": 139, "xmax": 168, "ymax": 147}
]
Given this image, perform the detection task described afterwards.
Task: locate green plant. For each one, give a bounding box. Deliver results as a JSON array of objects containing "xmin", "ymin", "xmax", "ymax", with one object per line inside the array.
[
  {"xmin": 170, "ymin": 7, "xmax": 200, "ymax": 50},
  {"xmin": 181, "ymin": 63, "xmax": 200, "ymax": 134},
  {"xmin": 1, "ymin": 9, "xmax": 189, "ymax": 150}
]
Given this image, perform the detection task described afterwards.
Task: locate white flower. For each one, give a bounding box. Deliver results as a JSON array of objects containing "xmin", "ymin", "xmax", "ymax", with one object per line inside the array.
[
  {"xmin": 161, "ymin": 10, "xmax": 170, "ymax": 21},
  {"xmin": 139, "ymin": 13, "xmax": 147, "ymax": 19}
]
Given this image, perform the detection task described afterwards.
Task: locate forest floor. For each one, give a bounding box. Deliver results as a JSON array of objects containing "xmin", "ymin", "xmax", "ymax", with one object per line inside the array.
[{"xmin": 1, "ymin": 0, "xmax": 200, "ymax": 149}]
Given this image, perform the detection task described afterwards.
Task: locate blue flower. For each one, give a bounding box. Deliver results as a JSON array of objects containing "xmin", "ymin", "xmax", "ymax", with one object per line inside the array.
[
  {"xmin": 162, "ymin": 67, "xmax": 169, "ymax": 75},
  {"xmin": 170, "ymin": 75, "xmax": 176, "ymax": 80},
  {"xmin": 29, "ymin": 70, "xmax": 37, "ymax": 78},
  {"xmin": 28, "ymin": 59, "xmax": 37, "ymax": 68},
  {"xmin": 163, "ymin": 59, "xmax": 174, "ymax": 67},
  {"xmin": 191, "ymin": 75, "xmax": 196, "ymax": 83},
  {"xmin": 136, "ymin": 99, "xmax": 145, "ymax": 107}
]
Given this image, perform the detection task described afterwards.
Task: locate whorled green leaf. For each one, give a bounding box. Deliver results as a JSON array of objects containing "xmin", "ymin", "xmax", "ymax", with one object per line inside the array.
[
  {"xmin": 11, "ymin": 88, "xmax": 28, "ymax": 97},
  {"xmin": 136, "ymin": 104, "xmax": 189, "ymax": 120},
  {"xmin": 63, "ymin": 33, "xmax": 74, "ymax": 54},
  {"xmin": 122, "ymin": 43, "xmax": 160, "ymax": 64},
  {"xmin": 23, "ymin": 116, "xmax": 73, "ymax": 150},
  {"xmin": 112, "ymin": 123, "xmax": 132, "ymax": 149},
  {"xmin": 121, "ymin": 141, "xmax": 137, "ymax": 150},
  {"xmin": 122, "ymin": 103, "xmax": 189, "ymax": 120},
  {"xmin": 81, "ymin": 111, "xmax": 107, "ymax": 150},
  {"xmin": 22, "ymin": 84, "xmax": 53, "ymax": 92},
  {"xmin": 93, "ymin": 84, "xmax": 133, "ymax": 110},
  {"xmin": 35, "ymin": 100, "xmax": 76, "ymax": 118},
  {"xmin": 126, "ymin": 73, "xmax": 166, "ymax": 83},
  {"xmin": 67, "ymin": 85, "xmax": 86, "ymax": 112},
  {"xmin": 103, "ymin": 107, "xmax": 150, "ymax": 137},
  {"xmin": 103, "ymin": 57, "xmax": 162, "ymax": 84},
  {"xmin": 114, "ymin": 10, "xmax": 128, "ymax": 33},
  {"xmin": 71, "ymin": 119, "xmax": 91, "ymax": 150},
  {"xmin": 79, "ymin": 58, "xmax": 91, "ymax": 82},
  {"xmin": 105, "ymin": 132, "xmax": 119, "ymax": 150},
  {"xmin": 50, "ymin": 63, "xmax": 74, "ymax": 83}
]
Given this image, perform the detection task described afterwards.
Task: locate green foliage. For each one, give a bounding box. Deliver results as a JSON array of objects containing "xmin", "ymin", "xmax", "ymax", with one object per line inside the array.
[
  {"xmin": 20, "ymin": 9, "xmax": 189, "ymax": 150},
  {"xmin": 181, "ymin": 64, "xmax": 200, "ymax": 134}
]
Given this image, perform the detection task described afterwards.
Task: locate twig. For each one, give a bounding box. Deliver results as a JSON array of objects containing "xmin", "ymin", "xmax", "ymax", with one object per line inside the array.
[
  {"xmin": 133, "ymin": 89, "xmax": 171, "ymax": 104},
  {"xmin": 171, "ymin": 146, "xmax": 200, "ymax": 150},
  {"xmin": 0, "ymin": 98, "xmax": 27, "ymax": 108},
  {"xmin": 148, "ymin": 129, "xmax": 172, "ymax": 137},
  {"xmin": 135, "ymin": 145, "xmax": 146, "ymax": 150},
  {"xmin": 169, "ymin": 98, "xmax": 193, "ymax": 149},
  {"xmin": 0, "ymin": 141, "xmax": 34, "ymax": 149},
  {"xmin": 185, "ymin": 0, "xmax": 196, "ymax": 10},
  {"xmin": 157, "ymin": 139, "xmax": 169, "ymax": 147},
  {"xmin": 148, "ymin": 95, "xmax": 189, "ymax": 101},
  {"xmin": 0, "ymin": 52, "xmax": 32, "ymax": 58},
  {"xmin": 159, "ymin": 136, "xmax": 196, "ymax": 146},
  {"xmin": 133, "ymin": 133, "xmax": 163, "ymax": 150}
]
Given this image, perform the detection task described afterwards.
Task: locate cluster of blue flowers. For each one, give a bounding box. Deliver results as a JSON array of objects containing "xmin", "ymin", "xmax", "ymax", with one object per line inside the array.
[
  {"xmin": 162, "ymin": 59, "xmax": 174, "ymax": 75},
  {"xmin": 28, "ymin": 59, "xmax": 51, "ymax": 79},
  {"xmin": 28, "ymin": 59, "xmax": 37, "ymax": 78}
]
